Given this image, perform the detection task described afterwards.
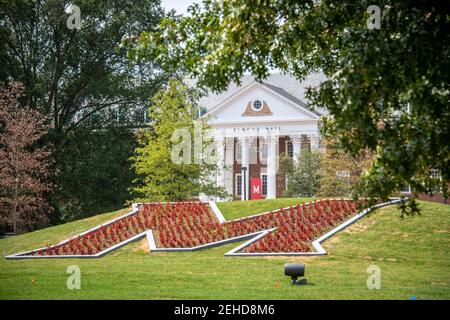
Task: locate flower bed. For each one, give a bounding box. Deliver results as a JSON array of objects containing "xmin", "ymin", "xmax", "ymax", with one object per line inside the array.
[
  {"xmin": 239, "ymin": 199, "xmax": 361, "ymax": 253},
  {"xmin": 27, "ymin": 199, "xmax": 363, "ymax": 256}
]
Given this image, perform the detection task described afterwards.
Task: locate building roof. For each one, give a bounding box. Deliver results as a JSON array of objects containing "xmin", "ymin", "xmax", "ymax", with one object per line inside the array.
[
  {"xmin": 260, "ymin": 82, "xmax": 321, "ymax": 117},
  {"xmin": 195, "ymin": 72, "xmax": 328, "ymax": 115}
]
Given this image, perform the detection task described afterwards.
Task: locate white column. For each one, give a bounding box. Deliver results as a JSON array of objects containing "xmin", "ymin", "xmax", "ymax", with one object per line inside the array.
[
  {"xmin": 215, "ymin": 138, "xmax": 225, "ymax": 194},
  {"xmin": 266, "ymin": 135, "xmax": 278, "ymax": 199},
  {"xmin": 291, "ymin": 135, "xmax": 302, "ymax": 162},
  {"xmin": 310, "ymin": 133, "xmax": 320, "ymax": 151},
  {"xmin": 239, "ymin": 137, "xmax": 251, "ymax": 201},
  {"xmin": 224, "ymin": 138, "xmax": 234, "ymax": 197}
]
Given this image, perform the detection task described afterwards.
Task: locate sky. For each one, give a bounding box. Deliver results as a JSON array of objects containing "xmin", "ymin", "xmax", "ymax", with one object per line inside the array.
[{"xmin": 160, "ymin": 0, "xmax": 199, "ymax": 15}]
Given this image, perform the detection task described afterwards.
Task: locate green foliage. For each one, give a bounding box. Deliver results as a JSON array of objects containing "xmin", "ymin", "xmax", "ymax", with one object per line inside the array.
[
  {"xmin": 287, "ymin": 150, "xmax": 323, "ymax": 197},
  {"xmin": 128, "ymin": 0, "xmax": 450, "ymax": 213},
  {"xmin": 318, "ymin": 142, "xmax": 373, "ymax": 197},
  {"xmin": 0, "ymin": 0, "xmax": 167, "ymax": 135},
  {"xmin": 0, "ymin": 0, "xmax": 170, "ymax": 220},
  {"xmin": 130, "ymin": 80, "xmax": 226, "ymax": 201},
  {"xmin": 53, "ymin": 126, "xmax": 137, "ymax": 222}
]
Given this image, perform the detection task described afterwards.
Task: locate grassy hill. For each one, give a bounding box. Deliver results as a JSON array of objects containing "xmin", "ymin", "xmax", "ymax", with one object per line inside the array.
[{"xmin": 0, "ymin": 198, "xmax": 449, "ymax": 299}]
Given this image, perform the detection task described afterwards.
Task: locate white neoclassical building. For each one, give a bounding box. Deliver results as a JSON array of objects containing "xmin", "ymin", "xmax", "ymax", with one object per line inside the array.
[{"xmin": 199, "ymin": 73, "xmax": 326, "ymax": 201}]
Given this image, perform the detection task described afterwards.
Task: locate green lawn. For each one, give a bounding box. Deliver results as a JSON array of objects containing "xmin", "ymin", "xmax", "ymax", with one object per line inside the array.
[
  {"xmin": 0, "ymin": 199, "xmax": 449, "ymax": 299},
  {"xmin": 216, "ymin": 197, "xmax": 319, "ymax": 220}
]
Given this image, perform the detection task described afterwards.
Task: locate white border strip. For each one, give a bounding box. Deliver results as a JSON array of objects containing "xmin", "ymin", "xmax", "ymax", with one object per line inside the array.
[
  {"xmin": 147, "ymin": 229, "xmax": 270, "ymax": 252},
  {"xmin": 208, "ymin": 201, "xmax": 226, "ymax": 223},
  {"xmin": 5, "ymin": 201, "xmax": 206, "ymax": 259},
  {"xmin": 223, "ymin": 199, "xmax": 402, "ymax": 256},
  {"xmin": 5, "ymin": 203, "xmax": 142, "ymax": 259},
  {"xmin": 5, "ymin": 230, "xmax": 154, "ymax": 259},
  {"xmin": 5, "ymin": 199, "xmax": 401, "ymax": 259}
]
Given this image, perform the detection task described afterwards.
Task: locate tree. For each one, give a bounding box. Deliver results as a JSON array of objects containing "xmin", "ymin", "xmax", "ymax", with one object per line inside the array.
[
  {"xmin": 319, "ymin": 141, "xmax": 373, "ymax": 197},
  {"xmin": 54, "ymin": 126, "xmax": 137, "ymax": 222},
  {"xmin": 130, "ymin": 79, "xmax": 226, "ymax": 201},
  {"xmin": 0, "ymin": 82, "xmax": 52, "ymax": 234},
  {"xmin": 0, "ymin": 0, "xmax": 170, "ymax": 220},
  {"xmin": 0, "ymin": 0, "xmax": 167, "ymax": 139},
  {"xmin": 287, "ymin": 150, "xmax": 323, "ymax": 197},
  {"xmin": 127, "ymin": 0, "xmax": 450, "ymax": 212}
]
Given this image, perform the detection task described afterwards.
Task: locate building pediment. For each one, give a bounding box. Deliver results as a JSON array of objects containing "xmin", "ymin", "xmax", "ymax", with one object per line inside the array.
[{"xmin": 203, "ymin": 81, "xmax": 320, "ymax": 126}]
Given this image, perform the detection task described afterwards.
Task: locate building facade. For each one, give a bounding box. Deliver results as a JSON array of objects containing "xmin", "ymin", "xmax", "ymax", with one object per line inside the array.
[{"xmin": 200, "ymin": 73, "xmax": 325, "ymax": 201}]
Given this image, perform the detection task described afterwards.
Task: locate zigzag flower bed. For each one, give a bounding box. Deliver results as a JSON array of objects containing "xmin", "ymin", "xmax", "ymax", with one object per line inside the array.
[
  {"xmin": 237, "ymin": 199, "xmax": 362, "ymax": 253},
  {"xmin": 10, "ymin": 199, "xmax": 365, "ymax": 257}
]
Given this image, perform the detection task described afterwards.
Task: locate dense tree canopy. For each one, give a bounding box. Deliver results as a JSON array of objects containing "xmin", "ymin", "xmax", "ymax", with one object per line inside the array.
[
  {"xmin": 1, "ymin": 0, "xmax": 170, "ymax": 221},
  {"xmin": 54, "ymin": 126, "xmax": 137, "ymax": 222},
  {"xmin": 1, "ymin": 0, "xmax": 168, "ymax": 139},
  {"xmin": 127, "ymin": 0, "xmax": 450, "ymax": 212}
]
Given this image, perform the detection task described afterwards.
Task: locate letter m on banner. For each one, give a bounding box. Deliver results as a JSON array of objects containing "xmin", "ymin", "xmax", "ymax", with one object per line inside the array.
[{"xmin": 251, "ymin": 178, "xmax": 263, "ymax": 200}]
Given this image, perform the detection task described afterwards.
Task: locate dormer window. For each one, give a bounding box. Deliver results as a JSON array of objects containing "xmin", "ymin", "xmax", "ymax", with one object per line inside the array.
[{"xmin": 252, "ymin": 100, "xmax": 263, "ymax": 111}]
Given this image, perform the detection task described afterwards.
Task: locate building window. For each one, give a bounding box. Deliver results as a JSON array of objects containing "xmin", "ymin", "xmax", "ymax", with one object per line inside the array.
[
  {"xmin": 430, "ymin": 169, "xmax": 441, "ymax": 192},
  {"xmin": 110, "ymin": 109, "xmax": 118, "ymax": 123},
  {"xmin": 198, "ymin": 107, "xmax": 207, "ymax": 118},
  {"xmin": 89, "ymin": 112, "xmax": 101, "ymax": 125},
  {"xmin": 117, "ymin": 107, "xmax": 127, "ymax": 124},
  {"xmin": 301, "ymin": 135, "xmax": 311, "ymax": 151},
  {"xmin": 236, "ymin": 142, "xmax": 242, "ymax": 162},
  {"xmin": 235, "ymin": 173, "xmax": 242, "ymax": 196},
  {"xmin": 286, "ymin": 140, "xmax": 293, "ymax": 158},
  {"xmin": 261, "ymin": 174, "xmax": 267, "ymax": 196},
  {"xmin": 400, "ymin": 185, "xmax": 411, "ymax": 193},
  {"xmin": 252, "ymin": 100, "xmax": 262, "ymax": 111},
  {"xmin": 260, "ymin": 141, "xmax": 268, "ymax": 161},
  {"xmin": 133, "ymin": 108, "xmax": 146, "ymax": 124},
  {"xmin": 336, "ymin": 171, "xmax": 351, "ymax": 178},
  {"xmin": 430, "ymin": 169, "xmax": 441, "ymax": 179}
]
